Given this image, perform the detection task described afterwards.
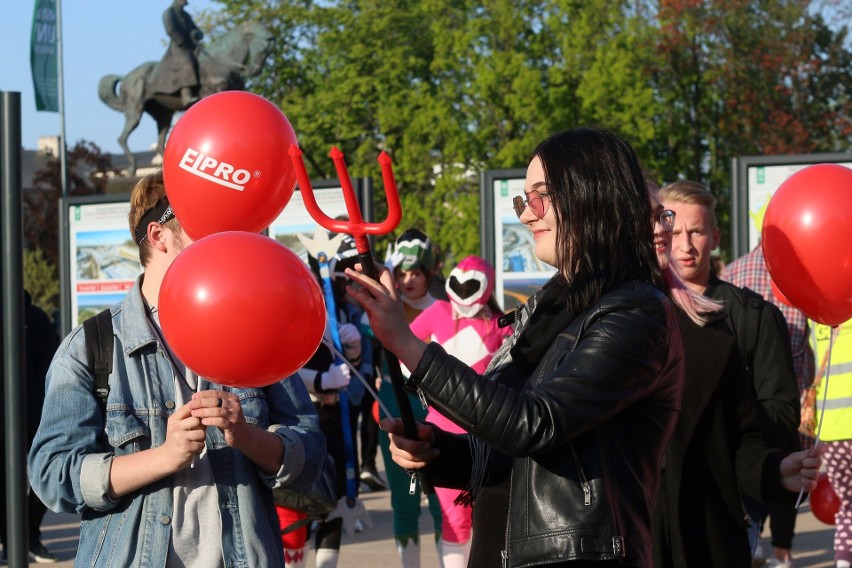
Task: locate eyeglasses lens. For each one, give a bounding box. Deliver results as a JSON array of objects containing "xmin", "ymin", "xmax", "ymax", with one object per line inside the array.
[
  {"xmin": 658, "ymin": 210, "xmax": 675, "ymax": 232},
  {"xmin": 512, "ymin": 194, "xmax": 547, "ymax": 219},
  {"xmin": 512, "ymin": 196, "xmax": 525, "ymax": 218}
]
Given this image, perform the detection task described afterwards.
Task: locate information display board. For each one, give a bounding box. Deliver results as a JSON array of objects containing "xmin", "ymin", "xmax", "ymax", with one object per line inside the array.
[
  {"xmin": 60, "ymin": 194, "xmax": 139, "ymax": 334},
  {"xmin": 731, "ymin": 153, "xmax": 852, "ymax": 258},
  {"xmin": 480, "ymin": 169, "xmax": 555, "ymax": 311},
  {"xmin": 266, "ymin": 179, "xmax": 370, "ymax": 263},
  {"xmin": 59, "ymin": 179, "xmax": 373, "ymax": 335}
]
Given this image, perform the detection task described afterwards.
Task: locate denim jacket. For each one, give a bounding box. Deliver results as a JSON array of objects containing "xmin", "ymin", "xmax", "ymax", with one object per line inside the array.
[{"xmin": 28, "ymin": 279, "xmax": 325, "ymax": 567}]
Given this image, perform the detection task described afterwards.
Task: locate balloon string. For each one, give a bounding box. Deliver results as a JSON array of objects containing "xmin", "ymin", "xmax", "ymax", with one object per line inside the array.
[
  {"xmin": 322, "ymin": 336, "xmax": 392, "ymax": 420},
  {"xmin": 794, "ymin": 325, "xmax": 838, "ymax": 509},
  {"xmin": 190, "ymin": 374, "xmax": 201, "ymax": 469}
]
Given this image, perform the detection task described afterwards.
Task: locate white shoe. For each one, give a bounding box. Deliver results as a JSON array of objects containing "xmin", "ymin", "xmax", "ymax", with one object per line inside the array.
[
  {"xmin": 28, "ymin": 541, "xmax": 58, "ymax": 564},
  {"xmin": 766, "ymin": 559, "xmax": 794, "ymax": 568}
]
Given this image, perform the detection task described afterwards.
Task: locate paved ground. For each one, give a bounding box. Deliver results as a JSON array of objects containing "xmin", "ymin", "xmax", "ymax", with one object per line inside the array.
[{"xmin": 30, "ymin": 456, "xmax": 839, "ymax": 567}]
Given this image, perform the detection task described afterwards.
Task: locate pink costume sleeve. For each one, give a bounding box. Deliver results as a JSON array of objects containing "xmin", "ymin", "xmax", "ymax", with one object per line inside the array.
[{"xmin": 409, "ymin": 300, "xmax": 447, "ymax": 343}]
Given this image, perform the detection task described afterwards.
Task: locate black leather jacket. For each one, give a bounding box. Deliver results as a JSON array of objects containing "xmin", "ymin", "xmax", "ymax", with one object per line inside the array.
[{"xmin": 407, "ymin": 280, "xmax": 685, "ymax": 567}]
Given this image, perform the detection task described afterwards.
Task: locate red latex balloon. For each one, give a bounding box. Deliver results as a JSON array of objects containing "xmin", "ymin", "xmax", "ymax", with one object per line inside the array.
[
  {"xmin": 810, "ymin": 473, "xmax": 841, "ymax": 525},
  {"xmin": 372, "ymin": 400, "xmax": 380, "ymax": 424},
  {"xmin": 762, "ymin": 163, "xmax": 852, "ymax": 326},
  {"xmin": 159, "ymin": 232, "xmax": 326, "ymax": 387},
  {"xmin": 770, "ymin": 279, "xmax": 794, "ymax": 308},
  {"xmin": 163, "ymin": 91, "xmax": 298, "ymax": 240}
]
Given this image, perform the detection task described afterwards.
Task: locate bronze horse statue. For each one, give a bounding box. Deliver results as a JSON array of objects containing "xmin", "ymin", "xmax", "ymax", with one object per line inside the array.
[{"xmin": 98, "ymin": 21, "xmax": 273, "ymax": 175}]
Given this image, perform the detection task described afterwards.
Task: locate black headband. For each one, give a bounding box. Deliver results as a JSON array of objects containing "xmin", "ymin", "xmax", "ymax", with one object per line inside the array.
[{"xmin": 135, "ymin": 197, "xmax": 176, "ymax": 244}]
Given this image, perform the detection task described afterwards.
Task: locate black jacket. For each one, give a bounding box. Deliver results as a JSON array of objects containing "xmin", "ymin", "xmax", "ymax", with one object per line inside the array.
[
  {"xmin": 408, "ymin": 280, "xmax": 685, "ymax": 567},
  {"xmin": 704, "ymin": 274, "xmax": 800, "ymax": 452},
  {"xmin": 652, "ymin": 309, "xmax": 792, "ymax": 568}
]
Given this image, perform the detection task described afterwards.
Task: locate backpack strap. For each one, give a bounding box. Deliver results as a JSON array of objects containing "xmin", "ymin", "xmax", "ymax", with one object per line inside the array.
[
  {"xmin": 83, "ymin": 308, "xmax": 114, "ymax": 412},
  {"xmin": 730, "ymin": 285, "xmax": 763, "ymax": 380}
]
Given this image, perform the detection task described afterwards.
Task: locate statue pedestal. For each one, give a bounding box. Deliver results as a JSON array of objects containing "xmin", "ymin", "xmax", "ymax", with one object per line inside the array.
[{"xmin": 104, "ymin": 150, "xmax": 162, "ymax": 194}]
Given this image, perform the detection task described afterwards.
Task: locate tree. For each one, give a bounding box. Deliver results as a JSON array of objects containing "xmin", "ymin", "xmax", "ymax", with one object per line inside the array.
[
  {"xmin": 23, "ymin": 141, "xmax": 113, "ymax": 311},
  {"xmin": 647, "ymin": 0, "xmax": 852, "ymax": 253},
  {"xmin": 207, "ymin": 0, "xmax": 851, "ymax": 263},
  {"xmin": 24, "ymin": 248, "xmax": 60, "ymax": 317}
]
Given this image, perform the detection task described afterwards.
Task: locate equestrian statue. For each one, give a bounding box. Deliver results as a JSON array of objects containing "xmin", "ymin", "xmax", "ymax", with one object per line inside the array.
[{"xmin": 98, "ymin": 12, "xmax": 273, "ymax": 175}]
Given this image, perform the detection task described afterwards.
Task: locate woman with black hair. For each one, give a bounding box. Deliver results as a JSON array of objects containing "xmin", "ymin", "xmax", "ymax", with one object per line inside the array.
[{"xmin": 346, "ymin": 127, "xmax": 685, "ymax": 567}]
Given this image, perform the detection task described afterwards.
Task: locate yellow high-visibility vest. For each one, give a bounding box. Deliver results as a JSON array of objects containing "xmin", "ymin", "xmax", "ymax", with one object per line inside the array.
[{"xmin": 812, "ymin": 321, "xmax": 852, "ymax": 441}]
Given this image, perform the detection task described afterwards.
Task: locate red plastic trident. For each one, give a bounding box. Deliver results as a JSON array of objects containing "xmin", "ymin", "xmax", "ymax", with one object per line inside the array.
[
  {"xmin": 288, "ymin": 144, "xmax": 401, "ymax": 257},
  {"xmin": 288, "ymin": 144, "xmax": 433, "ymax": 494}
]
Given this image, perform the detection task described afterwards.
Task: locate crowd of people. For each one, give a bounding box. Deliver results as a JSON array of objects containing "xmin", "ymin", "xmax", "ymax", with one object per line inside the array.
[{"xmin": 7, "ymin": 125, "xmax": 848, "ymax": 568}]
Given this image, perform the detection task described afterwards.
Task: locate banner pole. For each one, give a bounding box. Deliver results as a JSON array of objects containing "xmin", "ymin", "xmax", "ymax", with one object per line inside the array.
[{"xmin": 57, "ymin": 0, "xmax": 68, "ymax": 197}]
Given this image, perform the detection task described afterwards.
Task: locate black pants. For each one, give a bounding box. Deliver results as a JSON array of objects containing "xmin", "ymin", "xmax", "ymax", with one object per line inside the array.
[
  {"xmin": 0, "ymin": 432, "xmax": 48, "ymax": 548},
  {"xmin": 358, "ymin": 394, "xmax": 380, "ymax": 471}
]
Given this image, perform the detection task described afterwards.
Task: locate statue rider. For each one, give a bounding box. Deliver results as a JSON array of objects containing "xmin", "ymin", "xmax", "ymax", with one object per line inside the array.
[{"xmin": 153, "ymin": 0, "xmax": 203, "ymax": 107}]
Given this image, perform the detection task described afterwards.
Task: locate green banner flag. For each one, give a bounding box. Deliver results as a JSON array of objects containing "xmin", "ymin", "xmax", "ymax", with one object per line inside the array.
[{"xmin": 30, "ymin": 0, "xmax": 59, "ymax": 112}]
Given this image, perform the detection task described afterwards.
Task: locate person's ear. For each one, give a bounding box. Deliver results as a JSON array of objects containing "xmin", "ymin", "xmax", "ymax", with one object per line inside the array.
[
  {"xmin": 147, "ymin": 222, "xmax": 169, "ymax": 253},
  {"xmin": 712, "ymin": 226, "xmax": 721, "ymax": 250}
]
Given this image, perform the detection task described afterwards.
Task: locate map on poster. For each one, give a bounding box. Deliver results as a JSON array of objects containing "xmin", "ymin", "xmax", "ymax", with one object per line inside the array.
[{"xmin": 68, "ymin": 199, "xmax": 140, "ymax": 328}]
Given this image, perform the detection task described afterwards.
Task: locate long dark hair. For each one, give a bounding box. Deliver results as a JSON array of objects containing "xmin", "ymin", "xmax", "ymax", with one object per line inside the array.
[{"xmin": 531, "ymin": 127, "xmax": 664, "ymax": 313}]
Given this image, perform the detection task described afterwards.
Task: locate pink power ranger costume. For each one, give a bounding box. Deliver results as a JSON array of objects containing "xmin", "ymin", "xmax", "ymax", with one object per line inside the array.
[{"xmin": 409, "ymin": 255, "xmax": 511, "ymax": 568}]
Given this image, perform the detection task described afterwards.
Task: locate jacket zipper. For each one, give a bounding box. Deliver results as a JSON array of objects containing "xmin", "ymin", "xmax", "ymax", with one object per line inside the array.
[
  {"xmin": 501, "ymin": 468, "xmax": 513, "ymax": 567},
  {"xmin": 571, "ymin": 444, "xmax": 592, "ymax": 506}
]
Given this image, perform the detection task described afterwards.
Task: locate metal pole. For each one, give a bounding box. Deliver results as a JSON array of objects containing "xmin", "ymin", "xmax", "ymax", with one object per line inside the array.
[
  {"xmin": 58, "ymin": 196, "xmax": 70, "ymax": 337},
  {"xmin": 57, "ymin": 0, "xmax": 68, "ymax": 198},
  {"xmin": 2, "ymin": 91, "xmax": 30, "ymax": 567}
]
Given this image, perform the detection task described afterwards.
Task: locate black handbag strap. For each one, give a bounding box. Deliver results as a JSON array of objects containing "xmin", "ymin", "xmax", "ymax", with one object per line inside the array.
[{"xmin": 83, "ymin": 308, "xmax": 114, "ymax": 414}]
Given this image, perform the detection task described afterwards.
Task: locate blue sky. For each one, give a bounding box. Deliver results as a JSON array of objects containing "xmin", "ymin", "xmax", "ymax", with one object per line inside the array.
[{"xmin": 0, "ymin": 1, "xmax": 217, "ymax": 154}]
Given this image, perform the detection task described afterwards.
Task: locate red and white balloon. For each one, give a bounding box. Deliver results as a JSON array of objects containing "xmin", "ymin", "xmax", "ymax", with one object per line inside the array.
[{"xmin": 163, "ymin": 91, "xmax": 299, "ymax": 240}]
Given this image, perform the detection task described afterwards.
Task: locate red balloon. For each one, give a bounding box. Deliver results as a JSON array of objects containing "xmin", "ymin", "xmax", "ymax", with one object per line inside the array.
[
  {"xmin": 372, "ymin": 400, "xmax": 380, "ymax": 424},
  {"xmin": 770, "ymin": 279, "xmax": 794, "ymax": 308},
  {"xmin": 810, "ymin": 472, "xmax": 841, "ymax": 525},
  {"xmin": 762, "ymin": 163, "xmax": 852, "ymax": 326},
  {"xmin": 163, "ymin": 91, "xmax": 298, "ymax": 240},
  {"xmin": 159, "ymin": 232, "xmax": 326, "ymax": 387}
]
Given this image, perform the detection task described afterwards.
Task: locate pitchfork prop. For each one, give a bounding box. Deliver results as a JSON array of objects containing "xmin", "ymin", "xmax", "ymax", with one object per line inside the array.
[{"xmin": 289, "ymin": 144, "xmax": 434, "ymax": 494}]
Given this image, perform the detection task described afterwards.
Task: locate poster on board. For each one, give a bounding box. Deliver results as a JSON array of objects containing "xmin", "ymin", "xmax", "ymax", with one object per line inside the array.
[
  {"xmin": 63, "ymin": 195, "xmax": 139, "ymax": 330},
  {"xmin": 266, "ymin": 180, "xmax": 370, "ymax": 263},
  {"xmin": 481, "ymin": 169, "xmax": 555, "ymax": 311},
  {"xmin": 60, "ymin": 180, "xmax": 372, "ymax": 335},
  {"xmin": 731, "ymin": 153, "xmax": 852, "ymax": 258}
]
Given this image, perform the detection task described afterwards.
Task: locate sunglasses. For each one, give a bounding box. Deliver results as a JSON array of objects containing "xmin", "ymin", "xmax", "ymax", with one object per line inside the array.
[
  {"xmin": 512, "ymin": 192, "xmax": 551, "ymax": 219},
  {"xmin": 656, "ymin": 209, "xmax": 676, "ymax": 232}
]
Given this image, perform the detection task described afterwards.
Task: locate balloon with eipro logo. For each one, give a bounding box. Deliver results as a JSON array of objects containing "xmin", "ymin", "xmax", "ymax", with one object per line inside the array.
[{"xmin": 163, "ymin": 91, "xmax": 298, "ymax": 240}]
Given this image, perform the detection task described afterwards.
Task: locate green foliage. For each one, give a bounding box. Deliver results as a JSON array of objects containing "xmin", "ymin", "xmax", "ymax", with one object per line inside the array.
[
  {"xmin": 25, "ymin": 140, "xmax": 113, "ymax": 270},
  {"xmin": 24, "ymin": 248, "xmax": 60, "ymax": 317},
  {"xmin": 207, "ymin": 0, "xmax": 851, "ymax": 263},
  {"xmin": 646, "ymin": 0, "xmax": 852, "ymax": 255}
]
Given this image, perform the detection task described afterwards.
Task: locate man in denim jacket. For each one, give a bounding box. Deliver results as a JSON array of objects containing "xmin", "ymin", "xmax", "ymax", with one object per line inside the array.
[{"xmin": 28, "ymin": 171, "xmax": 325, "ymax": 567}]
